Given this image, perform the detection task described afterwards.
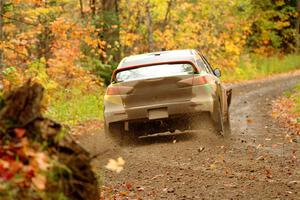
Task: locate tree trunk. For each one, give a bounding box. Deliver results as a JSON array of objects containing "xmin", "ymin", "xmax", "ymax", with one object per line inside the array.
[
  {"xmin": 296, "ymin": 0, "xmax": 300, "ymax": 52},
  {"xmin": 162, "ymin": 0, "xmax": 173, "ymax": 32},
  {"xmin": 146, "ymin": 1, "xmax": 154, "ymax": 52},
  {"xmin": 79, "ymin": 0, "xmax": 84, "ymax": 17},
  {"xmin": 37, "ymin": 24, "xmax": 51, "ymax": 66},
  {"xmin": 0, "ymin": 81, "xmax": 99, "ymax": 200},
  {"xmin": 90, "ymin": 0, "xmax": 96, "ymax": 16},
  {"xmin": 0, "ymin": 0, "xmax": 4, "ymax": 69},
  {"xmin": 102, "ymin": 0, "xmax": 120, "ymax": 62}
]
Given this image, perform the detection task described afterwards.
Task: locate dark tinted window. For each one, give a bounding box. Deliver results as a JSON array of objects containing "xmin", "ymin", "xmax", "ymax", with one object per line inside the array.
[{"xmin": 115, "ymin": 63, "xmax": 195, "ymax": 82}]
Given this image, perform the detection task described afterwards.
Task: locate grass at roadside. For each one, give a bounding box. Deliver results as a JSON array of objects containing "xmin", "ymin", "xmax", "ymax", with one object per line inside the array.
[
  {"xmin": 46, "ymin": 86, "xmax": 104, "ymax": 125},
  {"xmin": 291, "ymin": 84, "xmax": 300, "ymax": 115},
  {"xmin": 222, "ymin": 54, "xmax": 300, "ymax": 82}
]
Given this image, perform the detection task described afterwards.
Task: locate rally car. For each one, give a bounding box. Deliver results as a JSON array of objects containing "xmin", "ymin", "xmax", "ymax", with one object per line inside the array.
[{"xmin": 104, "ymin": 49, "xmax": 232, "ymax": 142}]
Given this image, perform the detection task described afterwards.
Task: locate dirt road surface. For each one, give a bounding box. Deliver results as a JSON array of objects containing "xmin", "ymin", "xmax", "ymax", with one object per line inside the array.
[{"xmin": 76, "ymin": 74, "xmax": 300, "ymax": 199}]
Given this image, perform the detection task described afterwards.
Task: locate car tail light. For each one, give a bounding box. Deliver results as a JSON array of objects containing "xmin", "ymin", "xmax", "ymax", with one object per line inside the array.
[
  {"xmin": 193, "ymin": 76, "xmax": 208, "ymax": 85},
  {"xmin": 177, "ymin": 76, "xmax": 208, "ymax": 87},
  {"xmin": 106, "ymin": 86, "xmax": 120, "ymax": 95},
  {"xmin": 106, "ymin": 85, "xmax": 134, "ymax": 95},
  {"xmin": 177, "ymin": 77, "xmax": 194, "ymax": 87}
]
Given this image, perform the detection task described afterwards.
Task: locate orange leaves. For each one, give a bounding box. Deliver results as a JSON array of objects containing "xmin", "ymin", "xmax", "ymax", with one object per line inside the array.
[
  {"xmin": 1, "ymin": 1, "xmax": 105, "ymax": 90},
  {"xmin": 84, "ymin": 35, "xmax": 105, "ymax": 50},
  {"xmin": 41, "ymin": 16, "xmax": 106, "ymax": 87},
  {"xmin": 0, "ymin": 129, "xmax": 51, "ymax": 193},
  {"xmin": 153, "ymin": 29, "xmax": 176, "ymax": 51},
  {"xmin": 14, "ymin": 128, "xmax": 26, "ymax": 138},
  {"xmin": 10, "ymin": 160, "xmax": 24, "ymax": 175},
  {"xmin": 50, "ymin": 18, "xmax": 70, "ymax": 40}
]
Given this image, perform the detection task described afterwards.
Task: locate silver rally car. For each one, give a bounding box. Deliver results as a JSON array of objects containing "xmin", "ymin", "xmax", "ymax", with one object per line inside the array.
[{"xmin": 104, "ymin": 49, "xmax": 232, "ymax": 142}]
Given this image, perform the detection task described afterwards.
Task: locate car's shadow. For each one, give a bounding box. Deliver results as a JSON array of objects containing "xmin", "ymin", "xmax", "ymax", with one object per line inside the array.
[
  {"xmin": 120, "ymin": 129, "xmax": 228, "ymax": 147},
  {"xmin": 136, "ymin": 131, "xmax": 197, "ymax": 145}
]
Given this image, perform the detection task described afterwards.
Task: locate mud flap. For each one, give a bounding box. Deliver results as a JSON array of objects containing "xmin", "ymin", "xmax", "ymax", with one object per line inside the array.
[
  {"xmin": 226, "ymin": 88, "xmax": 232, "ymax": 107},
  {"xmin": 211, "ymin": 98, "xmax": 223, "ymax": 134}
]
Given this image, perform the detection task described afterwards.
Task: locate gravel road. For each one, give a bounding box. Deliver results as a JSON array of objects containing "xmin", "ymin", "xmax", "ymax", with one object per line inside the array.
[{"xmin": 77, "ymin": 73, "xmax": 300, "ymax": 200}]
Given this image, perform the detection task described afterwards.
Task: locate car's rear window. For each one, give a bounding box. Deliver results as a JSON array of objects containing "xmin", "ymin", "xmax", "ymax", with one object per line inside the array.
[{"xmin": 115, "ymin": 63, "xmax": 195, "ymax": 82}]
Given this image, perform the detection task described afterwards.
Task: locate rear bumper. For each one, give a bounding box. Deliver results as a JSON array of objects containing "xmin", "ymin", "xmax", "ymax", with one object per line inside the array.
[{"xmin": 104, "ymin": 98, "xmax": 213, "ymax": 125}]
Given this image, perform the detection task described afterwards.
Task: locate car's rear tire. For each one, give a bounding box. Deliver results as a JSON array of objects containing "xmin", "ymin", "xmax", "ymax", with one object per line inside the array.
[
  {"xmin": 105, "ymin": 122, "xmax": 137, "ymax": 145},
  {"xmin": 105, "ymin": 122, "xmax": 124, "ymax": 144}
]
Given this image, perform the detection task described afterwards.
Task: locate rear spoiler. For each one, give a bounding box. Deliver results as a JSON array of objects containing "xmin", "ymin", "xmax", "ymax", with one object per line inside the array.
[{"xmin": 111, "ymin": 60, "xmax": 200, "ymax": 83}]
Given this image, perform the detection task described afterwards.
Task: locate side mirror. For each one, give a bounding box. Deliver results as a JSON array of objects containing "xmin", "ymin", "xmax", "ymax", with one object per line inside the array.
[{"xmin": 213, "ymin": 68, "xmax": 221, "ymax": 77}]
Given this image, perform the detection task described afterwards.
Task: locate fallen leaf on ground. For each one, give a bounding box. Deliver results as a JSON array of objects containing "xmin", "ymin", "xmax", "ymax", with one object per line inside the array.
[
  {"xmin": 210, "ymin": 163, "xmax": 217, "ymax": 169},
  {"xmin": 151, "ymin": 174, "xmax": 164, "ymax": 180},
  {"xmin": 32, "ymin": 174, "xmax": 46, "ymax": 190},
  {"xmin": 35, "ymin": 153, "xmax": 50, "ymax": 171},
  {"xmin": 119, "ymin": 191, "xmax": 129, "ymax": 196},
  {"xmin": 125, "ymin": 183, "xmax": 133, "ymax": 190},
  {"xmin": 14, "ymin": 128, "xmax": 26, "ymax": 138},
  {"xmin": 198, "ymin": 147, "xmax": 205, "ymax": 152},
  {"xmin": 265, "ymin": 168, "xmax": 272, "ymax": 179},
  {"xmin": 247, "ymin": 118, "xmax": 253, "ymax": 124},
  {"xmin": 105, "ymin": 157, "xmax": 125, "ymax": 173}
]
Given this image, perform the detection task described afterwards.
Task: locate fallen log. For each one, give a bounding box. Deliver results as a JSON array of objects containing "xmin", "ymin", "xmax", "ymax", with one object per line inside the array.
[{"xmin": 0, "ymin": 80, "xmax": 99, "ymax": 200}]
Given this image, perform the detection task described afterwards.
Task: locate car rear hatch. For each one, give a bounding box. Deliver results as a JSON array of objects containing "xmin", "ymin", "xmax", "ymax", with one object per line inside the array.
[
  {"xmin": 121, "ymin": 75, "xmax": 195, "ymax": 108},
  {"xmin": 113, "ymin": 62, "xmax": 198, "ymax": 108}
]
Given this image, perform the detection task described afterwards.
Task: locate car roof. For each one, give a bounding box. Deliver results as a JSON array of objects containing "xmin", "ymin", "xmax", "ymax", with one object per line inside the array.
[{"xmin": 118, "ymin": 49, "xmax": 198, "ymax": 69}]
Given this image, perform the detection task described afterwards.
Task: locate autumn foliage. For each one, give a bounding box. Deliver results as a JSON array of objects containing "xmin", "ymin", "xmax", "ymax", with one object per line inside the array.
[
  {"xmin": 0, "ymin": 0, "xmax": 299, "ymax": 198},
  {"xmin": 0, "ymin": 0, "xmax": 299, "ymax": 89}
]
